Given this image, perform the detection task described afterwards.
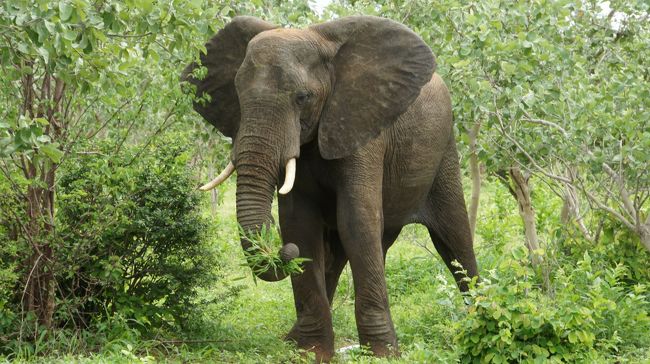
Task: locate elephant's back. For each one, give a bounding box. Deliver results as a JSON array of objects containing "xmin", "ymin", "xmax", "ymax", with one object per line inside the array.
[{"xmin": 381, "ymin": 73, "xmax": 454, "ymax": 226}]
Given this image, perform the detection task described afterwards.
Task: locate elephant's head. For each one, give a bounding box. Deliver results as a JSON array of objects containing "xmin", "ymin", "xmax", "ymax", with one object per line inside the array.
[{"xmin": 182, "ymin": 16, "xmax": 435, "ymax": 281}]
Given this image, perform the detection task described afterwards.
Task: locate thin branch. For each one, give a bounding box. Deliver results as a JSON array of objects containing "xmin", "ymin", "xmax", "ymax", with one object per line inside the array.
[
  {"xmin": 490, "ymin": 105, "xmax": 571, "ymax": 184},
  {"xmin": 113, "ymin": 86, "xmax": 150, "ymax": 155},
  {"xmin": 601, "ymin": 162, "xmax": 637, "ymax": 223},
  {"xmin": 86, "ymin": 98, "xmax": 133, "ymax": 139},
  {"xmin": 125, "ymin": 100, "xmax": 179, "ymax": 165},
  {"xmin": 581, "ymin": 187, "xmax": 636, "ymax": 231},
  {"xmin": 520, "ymin": 109, "xmax": 568, "ymax": 136},
  {"xmin": 19, "ymin": 253, "xmax": 43, "ymax": 342}
]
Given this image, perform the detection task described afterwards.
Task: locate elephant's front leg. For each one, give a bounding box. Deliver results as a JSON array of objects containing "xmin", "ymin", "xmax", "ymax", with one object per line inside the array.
[
  {"xmin": 337, "ymin": 174, "xmax": 398, "ymax": 356},
  {"xmin": 279, "ymin": 194, "xmax": 333, "ymax": 362}
]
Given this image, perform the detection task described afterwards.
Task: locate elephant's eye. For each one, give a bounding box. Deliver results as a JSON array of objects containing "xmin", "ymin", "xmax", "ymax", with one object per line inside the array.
[{"xmin": 295, "ymin": 91, "xmax": 311, "ymax": 106}]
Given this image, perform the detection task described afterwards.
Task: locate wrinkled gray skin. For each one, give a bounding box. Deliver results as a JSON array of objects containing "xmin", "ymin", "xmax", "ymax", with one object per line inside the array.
[{"xmin": 182, "ymin": 16, "xmax": 478, "ymax": 362}]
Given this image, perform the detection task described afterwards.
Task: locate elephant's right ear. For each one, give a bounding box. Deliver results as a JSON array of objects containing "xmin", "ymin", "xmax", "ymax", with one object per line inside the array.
[{"xmin": 181, "ymin": 16, "xmax": 278, "ymax": 138}]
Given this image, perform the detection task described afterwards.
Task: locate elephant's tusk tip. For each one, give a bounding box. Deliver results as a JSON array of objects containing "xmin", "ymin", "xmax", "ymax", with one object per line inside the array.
[{"xmin": 197, "ymin": 161, "xmax": 235, "ymax": 192}]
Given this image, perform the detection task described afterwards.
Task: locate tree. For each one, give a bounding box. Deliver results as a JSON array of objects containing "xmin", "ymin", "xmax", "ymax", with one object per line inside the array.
[{"xmin": 0, "ymin": 0, "xmax": 218, "ymax": 330}]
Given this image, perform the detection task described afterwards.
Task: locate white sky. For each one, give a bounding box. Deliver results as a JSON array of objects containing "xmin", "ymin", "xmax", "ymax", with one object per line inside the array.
[{"xmin": 310, "ymin": 0, "xmax": 332, "ymax": 14}]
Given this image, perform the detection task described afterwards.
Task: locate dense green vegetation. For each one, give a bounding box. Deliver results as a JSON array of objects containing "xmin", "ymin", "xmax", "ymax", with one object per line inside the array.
[{"xmin": 1, "ymin": 0, "xmax": 648, "ymax": 362}]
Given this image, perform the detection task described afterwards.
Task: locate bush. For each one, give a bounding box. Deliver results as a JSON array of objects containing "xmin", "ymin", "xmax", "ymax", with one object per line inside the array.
[
  {"xmin": 557, "ymin": 218, "xmax": 650, "ymax": 286},
  {"xmin": 0, "ymin": 172, "xmax": 22, "ymax": 338},
  {"xmin": 53, "ymin": 136, "xmax": 218, "ymax": 333},
  {"xmin": 456, "ymin": 247, "xmax": 650, "ymax": 363}
]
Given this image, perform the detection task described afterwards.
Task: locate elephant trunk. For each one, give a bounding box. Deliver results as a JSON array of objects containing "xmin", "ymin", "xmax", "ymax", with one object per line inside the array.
[{"xmin": 235, "ymin": 130, "xmax": 299, "ymax": 282}]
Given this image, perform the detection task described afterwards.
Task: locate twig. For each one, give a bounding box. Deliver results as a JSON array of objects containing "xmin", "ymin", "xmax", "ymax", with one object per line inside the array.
[
  {"xmin": 86, "ymin": 98, "xmax": 133, "ymax": 140},
  {"xmin": 19, "ymin": 253, "xmax": 44, "ymax": 342},
  {"xmin": 520, "ymin": 110, "xmax": 568, "ymax": 137},
  {"xmin": 601, "ymin": 162, "xmax": 637, "ymax": 223},
  {"xmin": 125, "ymin": 100, "xmax": 179, "ymax": 166},
  {"xmin": 581, "ymin": 187, "xmax": 635, "ymax": 231},
  {"xmin": 490, "ymin": 104, "xmax": 571, "ymax": 184}
]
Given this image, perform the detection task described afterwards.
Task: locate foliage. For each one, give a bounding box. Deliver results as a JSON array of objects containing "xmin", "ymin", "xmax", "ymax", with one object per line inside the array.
[
  {"xmin": 0, "ymin": 0, "xmax": 232, "ymax": 334},
  {"xmin": 54, "ymin": 136, "xmax": 217, "ymax": 332},
  {"xmin": 558, "ymin": 217, "xmax": 650, "ymax": 285},
  {"xmin": 0, "ymin": 135, "xmax": 218, "ymax": 357},
  {"xmin": 0, "ymin": 202, "xmax": 19, "ymax": 338},
  {"xmin": 457, "ymin": 248, "xmax": 650, "ymax": 363}
]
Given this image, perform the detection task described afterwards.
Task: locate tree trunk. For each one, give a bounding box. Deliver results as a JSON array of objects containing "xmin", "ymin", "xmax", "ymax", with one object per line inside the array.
[
  {"xmin": 508, "ymin": 167, "xmax": 551, "ymax": 292},
  {"xmin": 23, "ymin": 173, "xmax": 56, "ymax": 329},
  {"xmin": 19, "ymin": 73, "xmax": 64, "ymax": 330},
  {"xmin": 468, "ymin": 119, "xmax": 482, "ymax": 239}
]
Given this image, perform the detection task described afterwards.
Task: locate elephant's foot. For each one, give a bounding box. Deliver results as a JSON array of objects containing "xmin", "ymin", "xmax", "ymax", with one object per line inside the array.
[
  {"xmin": 361, "ymin": 339, "xmax": 400, "ymax": 358},
  {"xmin": 357, "ymin": 313, "xmax": 399, "ymax": 358},
  {"xmin": 285, "ymin": 321, "xmax": 334, "ymax": 363}
]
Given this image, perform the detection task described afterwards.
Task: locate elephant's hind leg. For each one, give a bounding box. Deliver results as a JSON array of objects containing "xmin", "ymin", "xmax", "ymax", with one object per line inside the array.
[{"xmin": 422, "ymin": 142, "xmax": 478, "ymax": 292}]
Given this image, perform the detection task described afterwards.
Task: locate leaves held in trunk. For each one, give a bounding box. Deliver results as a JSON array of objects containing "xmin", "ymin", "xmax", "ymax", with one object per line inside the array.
[{"xmin": 238, "ymin": 224, "xmax": 310, "ymax": 282}]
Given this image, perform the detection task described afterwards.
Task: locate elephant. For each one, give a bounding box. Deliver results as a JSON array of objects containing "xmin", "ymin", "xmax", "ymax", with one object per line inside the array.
[{"xmin": 182, "ymin": 15, "xmax": 478, "ymax": 361}]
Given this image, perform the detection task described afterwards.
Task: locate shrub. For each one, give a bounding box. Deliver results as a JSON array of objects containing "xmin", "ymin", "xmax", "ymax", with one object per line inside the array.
[
  {"xmin": 558, "ymin": 218, "xmax": 650, "ymax": 286},
  {"xmin": 53, "ymin": 136, "xmax": 218, "ymax": 333},
  {"xmin": 0, "ymin": 171, "xmax": 22, "ymax": 338},
  {"xmin": 456, "ymin": 247, "xmax": 650, "ymax": 363}
]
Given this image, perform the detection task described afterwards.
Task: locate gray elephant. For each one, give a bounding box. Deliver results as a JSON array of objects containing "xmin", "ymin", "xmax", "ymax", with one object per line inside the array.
[{"xmin": 182, "ymin": 15, "xmax": 478, "ymax": 361}]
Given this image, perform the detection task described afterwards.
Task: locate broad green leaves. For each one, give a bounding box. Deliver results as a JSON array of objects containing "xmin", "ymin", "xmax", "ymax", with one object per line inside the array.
[
  {"xmin": 457, "ymin": 253, "xmax": 650, "ymax": 362},
  {"xmin": 0, "ymin": 116, "xmax": 62, "ymax": 163},
  {"xmin": 58, "ymin": 2, "xmax": 73, "ymax": 22}
]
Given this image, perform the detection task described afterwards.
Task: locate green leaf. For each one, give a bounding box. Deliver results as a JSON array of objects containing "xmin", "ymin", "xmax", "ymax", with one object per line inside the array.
[
  {"xmin": 37, "ymin": 135, "xmax": 51, "ymax": 143},
  {"xmin": 62, "ymin": 28, "xmax": 77, "ymax": 41},
  {"xmin": 511, "ymin": 246, "xmax": 528, "ymax": 260},
  {"xmin": 500, "ymin": 61, "xmax": 516, "ymax": 75},
  {"xmin": 567, "ymin": 331, "xmax": 577, "ymax": 344},
  {"xmin": 34, "ymin": 117, "xmax": 49, "ymax": 126},
  {"xmin": 40, "ymin": 143, "xmax": 64, "ymax": 163},
  {"xmin": 59, "ymin": 2, "xmax": 73, "ymax": 22},
  {"xmin": 37, "ymin": 47, "xmax": 49, "ymax": 64}
]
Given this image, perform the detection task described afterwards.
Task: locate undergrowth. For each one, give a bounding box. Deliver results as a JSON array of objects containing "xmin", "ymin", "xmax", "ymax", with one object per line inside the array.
[{"xmin": 3, "ymin": 181, "xmax": 649, "ymax": 363}]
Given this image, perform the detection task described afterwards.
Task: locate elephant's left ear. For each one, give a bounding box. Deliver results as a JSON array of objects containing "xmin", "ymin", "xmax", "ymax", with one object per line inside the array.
[
  {"xmin": 181, "ymin": 17, "xmax": 278, "ymax": 138},
  {"xmin": 311, "ymin": 16, "xmax": 435, "ymax": 160}
]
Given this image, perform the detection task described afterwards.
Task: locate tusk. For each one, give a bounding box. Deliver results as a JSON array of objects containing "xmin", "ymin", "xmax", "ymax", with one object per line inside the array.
[
  {"xmin": 199, "ymin": 161, "xmax": 235, "ymax": 191},
  {"xmin": 278, "ymin": 158, "xmax": 296, "ymax": 195}
]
